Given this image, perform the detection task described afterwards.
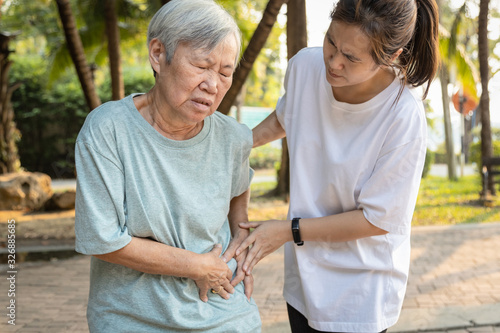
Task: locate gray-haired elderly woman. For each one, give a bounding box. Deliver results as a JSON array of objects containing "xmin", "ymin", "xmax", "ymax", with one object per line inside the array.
[{"xmin": 74, "ymin": 0, "xmax": 261, "ymax": 332}]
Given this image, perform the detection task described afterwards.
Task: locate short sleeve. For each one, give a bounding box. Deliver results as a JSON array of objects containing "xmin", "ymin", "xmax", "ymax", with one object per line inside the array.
[
  {"xmin": 75, "ymin": 141, "xmax": 132, "ymax": 255},
  {"xmin": 231, "ymin": 124, "xmax": 254, "ymax": 198},
  {"xmin": 358, "ymin": 137, "xmax": 426, "ymax": 235}
]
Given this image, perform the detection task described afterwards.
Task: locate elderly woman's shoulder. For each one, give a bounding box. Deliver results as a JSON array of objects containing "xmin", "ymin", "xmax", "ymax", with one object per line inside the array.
[
  {"xmin": 77, "ymin": 98, "xmax": 133, "ymax": 142},
  {"xmin": 83, "ymin": 98, "xmax": 133, "ymax": 129},
  {"xmin": 211, "ymin": 111, "xmax": 252, "ymax": 140}
]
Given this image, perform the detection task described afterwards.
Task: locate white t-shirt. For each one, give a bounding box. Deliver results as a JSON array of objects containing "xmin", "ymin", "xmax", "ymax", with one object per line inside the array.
[{"xmin": 276, "ymin": 47, "xmax": 427, "ymax": 332}]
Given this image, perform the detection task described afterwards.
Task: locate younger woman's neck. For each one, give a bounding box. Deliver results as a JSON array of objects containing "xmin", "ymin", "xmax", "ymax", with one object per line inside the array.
[{"xmin": 333, "ymin": 68, "xmax": 395, "ymax": 104}]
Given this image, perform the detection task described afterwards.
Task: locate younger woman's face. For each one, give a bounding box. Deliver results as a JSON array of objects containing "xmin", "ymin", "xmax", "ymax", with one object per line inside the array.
[{"xmin": 323, "ymin": 21, "xmax": 382, "ymax": 90}]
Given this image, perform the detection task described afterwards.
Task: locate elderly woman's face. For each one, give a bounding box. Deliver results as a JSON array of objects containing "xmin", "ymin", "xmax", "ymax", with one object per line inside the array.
[{"xmin": 155, "ymin": 36, "xmax": 238, "ymax": 124}]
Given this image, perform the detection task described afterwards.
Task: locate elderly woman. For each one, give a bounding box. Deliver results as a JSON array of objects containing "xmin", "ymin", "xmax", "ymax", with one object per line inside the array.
[{"xmin": 74, "ymin": 0, "xmax": 261, "ymax": 332}]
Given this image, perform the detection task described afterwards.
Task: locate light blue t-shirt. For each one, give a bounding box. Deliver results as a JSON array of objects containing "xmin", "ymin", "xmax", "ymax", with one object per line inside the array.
[{"xmin": 75, "ymin": 94, "xmax": 261, "ymax": 332}]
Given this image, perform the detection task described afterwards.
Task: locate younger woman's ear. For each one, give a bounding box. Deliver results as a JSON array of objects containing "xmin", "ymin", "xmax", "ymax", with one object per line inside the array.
[
  {"xmin": 391, "ymin": 48, "xmax": 403, "ymax": 62},
  {"xmin": 149, "ymin": 38, "xmax": 163, "ymax": 75}
]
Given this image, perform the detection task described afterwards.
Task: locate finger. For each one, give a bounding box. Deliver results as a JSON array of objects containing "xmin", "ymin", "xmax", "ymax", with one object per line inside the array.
[
  {"xmin": 246, "ymin": 251, "xmax": 262, "ymax": 275},
  {"xmin": 199, "ymin": 286, "xmax": 209, "ymax": 303},
  {"xmin": 222, "ymin": 278, "xmax": 235, "ymax": 295},
  {"xmin": 235, "ymin": 234, "xmax": 256, "ymax": 257},
  {"xmin": 230, "ymin": 264, "xmax": 245, "ymax": 287},
  {"xmin": 217, "ymin": 288, "xmax": 231, "ymax": 300},
  {"xmin": 243, "ymin": 274, "xmax": 254, "ymax": 300},
  {"xmin": 210, "ymin": 243, "xmax": 223, "ymax": 257},
  {"xmin": 242, "ymin": 242, "xmax": 260, "ymax": 273},
  {"xmin": 221, "ymin": 240, "xmax": 238, "ymax": 263},
  {"xmin": 238, "ymin": 222, "xmax": 260, "ymax": 229}
]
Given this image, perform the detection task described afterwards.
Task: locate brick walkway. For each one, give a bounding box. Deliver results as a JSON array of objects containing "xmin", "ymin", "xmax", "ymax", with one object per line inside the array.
[{"xmin": 1, "ymin": 222, "xmax": 500, "ymax": 333}]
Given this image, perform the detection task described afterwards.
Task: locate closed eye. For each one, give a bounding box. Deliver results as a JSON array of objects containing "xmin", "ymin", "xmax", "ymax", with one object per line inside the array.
[{"xmin": 327, "ymin": 34, "xmax": 360, "ymax": 63}]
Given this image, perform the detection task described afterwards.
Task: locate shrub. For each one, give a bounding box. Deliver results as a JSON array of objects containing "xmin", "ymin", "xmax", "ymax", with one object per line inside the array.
[
  {"xmin": 469, "ymin": 140, "xmax": 500, "ymax": 173},
  {"xmin": 422, "ymin": 149, "xmax": 435, "ymax": 178},
  {"xmin": 249, "ymin": 144, "xmax": 281, "ymax": 169}
]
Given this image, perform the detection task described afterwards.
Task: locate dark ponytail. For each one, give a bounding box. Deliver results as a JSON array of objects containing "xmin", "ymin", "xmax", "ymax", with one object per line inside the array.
[{"xmin": 400, "ymin": 0, "xmax": 440, "ymax": 98}]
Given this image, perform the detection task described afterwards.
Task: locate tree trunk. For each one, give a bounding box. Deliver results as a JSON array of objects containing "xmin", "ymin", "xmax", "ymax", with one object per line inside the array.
[
  {"xmin": 0, "ymin": 33, "xmax": 21, "ymax": 174},
  {"xmin": 274, "ymin": 0, "xmax": 307, "ymax": 198},
  {"xmin": 439, "ymin": 66, "xmax": 457, "ymax": 180},
  {"xmin": 105, "ymin": 0, "xmax": 124, "ymax": 100},
  {"xmin": 478, "ymin": 0, "xmax": 493, "ymax": 194},
  {"xmin": 56, "ymin": 0, "xmax": 101, "ymax": 111},
  {"xmin": 218, "ymin": 0, "xmax": 287, "ymax": 115}
]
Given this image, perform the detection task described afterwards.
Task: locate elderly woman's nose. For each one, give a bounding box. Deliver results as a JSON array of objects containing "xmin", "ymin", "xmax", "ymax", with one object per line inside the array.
[{"xmin": 200, "ymin": 72, "xmax": 218, "ymax": 94}]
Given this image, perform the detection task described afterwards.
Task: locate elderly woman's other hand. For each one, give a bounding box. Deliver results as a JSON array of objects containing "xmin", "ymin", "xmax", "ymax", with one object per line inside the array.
[{"xmin": 194, "ymin": 244, "xmax": 235, "ymax": 303}]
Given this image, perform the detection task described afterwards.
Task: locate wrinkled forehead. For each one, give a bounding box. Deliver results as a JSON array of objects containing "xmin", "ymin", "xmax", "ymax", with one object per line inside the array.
[{"xmin": 328, "ymin": 20, "xmax": 372, "ymax": 55}]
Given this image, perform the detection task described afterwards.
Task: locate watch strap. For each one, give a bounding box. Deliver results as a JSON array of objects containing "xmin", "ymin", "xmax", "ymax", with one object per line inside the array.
[{"xmin": 291, "ymin": 217, "xmax": 304, "ymax": 246}]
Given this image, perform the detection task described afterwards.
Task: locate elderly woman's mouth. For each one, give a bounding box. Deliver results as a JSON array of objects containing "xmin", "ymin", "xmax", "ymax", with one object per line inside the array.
[{"xmin": 192, "ymin": 98, "xmax": 213, "ymax": 108}]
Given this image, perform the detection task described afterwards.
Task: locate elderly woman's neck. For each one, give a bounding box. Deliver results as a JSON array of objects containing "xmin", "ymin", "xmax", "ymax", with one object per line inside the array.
[{"xmin": 133, "ymin": 93, "xmax": 204, "ymax": 141}]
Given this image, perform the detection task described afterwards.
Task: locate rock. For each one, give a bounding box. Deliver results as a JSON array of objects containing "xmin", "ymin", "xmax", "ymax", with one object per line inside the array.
[
  {"xmin": 0, "ymin": 172, "xmax": 53, "ymax": 210},
  {"xmin": 44, "ymin": 190, "xmax": 76, "ymax": 211}
]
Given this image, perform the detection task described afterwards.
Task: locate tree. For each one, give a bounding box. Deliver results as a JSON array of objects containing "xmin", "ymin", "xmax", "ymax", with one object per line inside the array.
[
  {"xmin": 105, "ymin": 0, "xmax": 124, "ymax": 100},
  {"xmin": 273, "ymin": 0, "xmax": 307, "ymax": 198},
  {"xmin": 437, "ymin": 2, "xmax": 481, "ymax": 181},
  {"xmin": 218, "ymin": 0, "xmax": 286, "ymax": 115},
  {"xmin": 0, "ymin": 32, "xmax": 21, "ymax": 174},
  {"xmin": 478, "ymin": 0, "xmax": 493, "ymax": 193},
  {"xmin": 55, "ymin": 0, "xmax": 101, "ymax": 111}
]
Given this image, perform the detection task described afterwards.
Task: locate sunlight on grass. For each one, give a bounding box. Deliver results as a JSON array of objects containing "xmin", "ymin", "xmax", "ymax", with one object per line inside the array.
[
  {"xmin": 249, "ymin": 174, "xmax": 500, "ymax": 226},
  {"xmin": 413, "ymin": 175, "xmax": 500, "ymax": 226},
  {"xmin": 249, "ymin": 181, "xmax": 288, "ymax": 221}
]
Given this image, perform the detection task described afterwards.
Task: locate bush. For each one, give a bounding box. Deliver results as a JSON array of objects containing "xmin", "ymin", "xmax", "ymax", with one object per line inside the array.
[
  {"xmin": 11, "ymin": 56, "xmax": 87, "ymax": 177},
  {"xmin": 469, "ymin": 140, "xmax": 500, "ymax": 173},
  {"xmin": 422, "ymin": 149, "xmax": 435, "ymax": 178},
  {"xmin": 10, "ymin": 55, "xmax": 156, "ymax": 178},
  {"xmin": 249, "ymin": 144, "xmax": 281, "ymax": 169}
]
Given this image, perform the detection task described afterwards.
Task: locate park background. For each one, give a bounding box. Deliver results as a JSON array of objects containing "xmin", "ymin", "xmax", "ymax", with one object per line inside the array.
[
  {"xmin": 2, "ymin": 0, "xmax": 500, "ymax": 233},
  {"xmin": 1, "ymin": 1, "xmax": 500, "ymax": 333}
]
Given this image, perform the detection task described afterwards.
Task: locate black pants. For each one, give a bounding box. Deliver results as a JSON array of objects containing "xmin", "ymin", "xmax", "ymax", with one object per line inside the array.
[{"xmin": 287, "ymin": 303, "xmax": 388, "ymax": 333}]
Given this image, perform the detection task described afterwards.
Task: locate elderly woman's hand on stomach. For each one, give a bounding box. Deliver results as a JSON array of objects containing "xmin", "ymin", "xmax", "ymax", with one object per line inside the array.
[{"xmin": 194, "ymin": 244, "xmax": 235, "ymax": 303}]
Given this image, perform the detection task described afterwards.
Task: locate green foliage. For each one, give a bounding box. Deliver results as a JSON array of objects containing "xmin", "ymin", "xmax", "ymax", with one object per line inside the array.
[
  {"xmin": 249, "ymin": 144, "xmax": 281, "ymax": 170},
  {"xmin": 469, "ymin": 140, "xmax": 500, "ymax": 173},
  {"xmin": 10, "ymin": 55, "xmax": 87, "ymax": 177},
  {"xmin": 99, "ymin": 66, "xmax": 155, "ymax": 102},
  {"xmin": 422, "ymin": 149, "xmax": 435, "ymax": 178},
  {"xmin": 220, "ymin": 0, "xmax": 285, "ymax": 108},
  {"xmin": 413, "ymin": 175, "xmax": 500, "ymax": 225},
  {"xmin": 10, "ymin": 53, "xmax": 155, "ymax": 177}
]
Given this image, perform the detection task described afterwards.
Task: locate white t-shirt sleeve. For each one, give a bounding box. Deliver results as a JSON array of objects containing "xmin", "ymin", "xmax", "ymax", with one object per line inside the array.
[{"xmin": 358, "ymin": 136, "xmax": 426, "ymax": 235}]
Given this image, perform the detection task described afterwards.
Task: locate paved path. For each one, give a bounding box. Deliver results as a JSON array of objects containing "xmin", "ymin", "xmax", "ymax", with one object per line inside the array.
[{"xmin": 1, "ymin": 222, "xmax": 500, "ymax": 332}]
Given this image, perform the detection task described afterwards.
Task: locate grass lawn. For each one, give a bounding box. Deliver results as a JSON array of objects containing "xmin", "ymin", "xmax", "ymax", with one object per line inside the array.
[
  {"xmin": 249, "ymin": 173, "xmax": 500, "ymax": 226},
  {"xmin": 413, "ymin": 175, "xmax": 500, "ymax": 226}
]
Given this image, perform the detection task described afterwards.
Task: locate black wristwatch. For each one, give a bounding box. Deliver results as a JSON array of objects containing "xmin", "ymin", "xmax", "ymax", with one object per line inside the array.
[{"xmin": 291, "ymin": 217, "xmax": 304, "ymax": 246}]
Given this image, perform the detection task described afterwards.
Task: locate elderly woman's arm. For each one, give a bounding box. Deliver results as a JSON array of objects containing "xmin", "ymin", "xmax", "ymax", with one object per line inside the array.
[
  {"xmin": 222, "ymin": 188, "xmax": 254, "ymax": 299},
  {"xmin": 95, "ymin": 238, "xmax": 234, "ymax": 303}
]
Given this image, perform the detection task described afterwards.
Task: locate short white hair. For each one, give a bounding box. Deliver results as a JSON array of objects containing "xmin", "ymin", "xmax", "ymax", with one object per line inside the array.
[{"xmin": 147, "ymin": 0, "xmax": 242, "ymax": 67}]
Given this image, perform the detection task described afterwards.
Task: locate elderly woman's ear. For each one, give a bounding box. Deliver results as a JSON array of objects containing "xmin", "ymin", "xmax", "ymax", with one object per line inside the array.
[{"xmin": 149, "ymin": 38, "xmax": 163, "ymax": 76}]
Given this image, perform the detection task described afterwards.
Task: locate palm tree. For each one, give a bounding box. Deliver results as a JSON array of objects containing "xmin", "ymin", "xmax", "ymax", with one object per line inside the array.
[
  {"xmin": 273, "ymin": 0, "xmax": 307, "ymax": 197},
  {"xmin": 0, "ymin": 32, "xmax": 21, "ymax": 174},
  {"xmin": 55, "ymin": 0, "xmax": 101, "ymax": 111},
  {"xmin": 478, "ymin": 0, "xmax": 493, "ymax": 193},
  {"xmin": 218, "ymin": 0, "xmax": 287, "ymax": 115},
  {"xmin": 105, "ymin": 0, "xmax": 124, "ymax": 100},
  {"xmin": 437, "ymin": 2, "xmax": 480, "ymax": 180}
]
